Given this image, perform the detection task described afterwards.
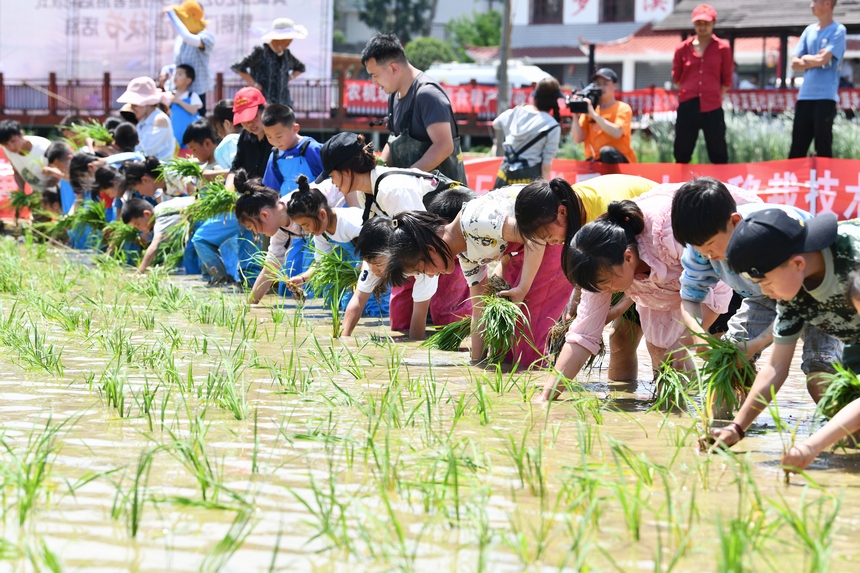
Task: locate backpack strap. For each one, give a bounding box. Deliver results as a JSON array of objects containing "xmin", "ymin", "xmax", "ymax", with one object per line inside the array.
[
  {"xmin": 506, "ymin": 123, "xmax": 560, "ymax": 164},
  {"xmin": 269, "ymin": 147, "xmax": 284, "ymax": 189},
  {"xmin": 362, "ymin": 169, "xmax": 440, "ymax": 223},
  {"xmin": 389, "ymin": 76, "xmax": 459, "ymax": 139}
]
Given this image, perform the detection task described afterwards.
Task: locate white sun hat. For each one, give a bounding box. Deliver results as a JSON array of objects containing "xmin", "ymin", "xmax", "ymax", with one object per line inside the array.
[
  {"xmin": 116, "ymin": 77, "xmax": 164, "ymax": 106},
  {"xmin": 261, "ymin": 18, "xmax": 308, "ymax": 42}
]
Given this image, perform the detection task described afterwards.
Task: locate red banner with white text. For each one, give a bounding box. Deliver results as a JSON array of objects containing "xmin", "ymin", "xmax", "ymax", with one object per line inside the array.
[
  {"xmin": 343, "ymin": 80, "xmax": 860, "ymax": 118},
  {"xmin": 466, "ymin": 157, "xmax": 860, "ymax": 220}
]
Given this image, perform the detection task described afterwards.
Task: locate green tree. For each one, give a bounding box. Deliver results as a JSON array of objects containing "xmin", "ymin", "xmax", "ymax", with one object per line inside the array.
[
  {"xmin": 445, "ymin": 10, "xmax": 502, "ymax": 61},
  {"xmin": 404, "ymin": 37, "xmax": 458, "ymax": 71},
  {"xmin": 359, "ymin": 0, "xmax": 434, "ymax": 43}
]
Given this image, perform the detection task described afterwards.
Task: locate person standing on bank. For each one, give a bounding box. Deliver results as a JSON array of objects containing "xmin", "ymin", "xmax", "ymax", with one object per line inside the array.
[
  {"xmin": 570, "ymin": 68, "xmax": 637, "ymax": 164},
  {"xmin": 671, "ymin": 4, "xmax": 733, "ymax": 165},
  {"xmin": 164, "ymin": 1, "xmax": 214, "ymax": 116},
  {"xmin": 361, "ymin": 33, "xmax": 466, "ymax": 183},
  {"xmin": 788, "ymin": 0, "xmax": 846, "ymax": 159},
  {"xmin": 492, "ymin": 76, "xmax": 562, "ymax": 187},
  {"xmin": 231, "ymin": 18, "xmax": 307, "ymax": 108}
]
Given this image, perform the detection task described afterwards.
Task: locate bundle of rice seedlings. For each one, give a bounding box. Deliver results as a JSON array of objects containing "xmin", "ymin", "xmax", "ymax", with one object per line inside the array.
[
  {"xmin": 545, "ymin": 315, "xmax": 573, "ymax": 363},
  {"xmin": 68, "ymin": 200, "xmax": 108, "ymax": 233},
  {"xmin": 478, "ymin": 294, "xmax": 528, "ymax": 364},
  {"xmin": 8, "ymin": 189, "xmax": 42, "ymax": 220},
  {"xmin": 485, "ymin": 274, "xmax": 511, "ymax": 297},
  {"xmin": 103, "ymin": 220, "xmax": 140, "ymax": 252},
  {"xmin": 649, "ymin": 362, "xmax": 696, "ymax": 412},
  {"xmin": 814, "ymin": 363, "xmax": 860, "ymax": 421},
  {"xmin": 695, "ymin": 331, "xmax": 756, "ymax": 419},
  {"xmin": 422, "ymin": 317, "xmax": 471, "ymax": 351},
  {"xmin": 156, "ymin": 157, "xmax": 204, "ymax": 182},
  {"xmin": 66, "ymin": 119, "xmax": 114, "ymax": 146},
  {"xmin": 306, "ymin": 246, "xmax": 360, "ymax": 304},
  {"xmin": 183, "ymin": 179, "xmax": 236, "ymax": 224},
  {"xmin": 153, "ymin": 224, "xmax": 187, "ymax": 270}
]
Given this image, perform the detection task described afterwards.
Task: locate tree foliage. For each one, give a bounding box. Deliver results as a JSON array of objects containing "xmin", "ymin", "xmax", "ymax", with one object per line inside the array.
[
  {"xmin": 445, "ymin": 10, "xmax": 502, "ymax": 61},
  {"xmin": 404, "ymin": 37, "xmax": 458, "ymax": 71},
  {"xmin": 359, "ymin": 0, "xmax": 434, "ymax": 43}
]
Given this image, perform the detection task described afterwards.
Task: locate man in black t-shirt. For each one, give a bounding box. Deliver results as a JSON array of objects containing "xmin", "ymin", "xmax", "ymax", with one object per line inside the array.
[{"xmin": 360, "ymin": 33, "xmax": 464, "ymax": 182}]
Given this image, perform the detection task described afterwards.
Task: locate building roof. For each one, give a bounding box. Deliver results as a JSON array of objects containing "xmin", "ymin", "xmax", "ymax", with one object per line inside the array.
[
  {"xmin": 593, "ymin": 23, "xmax": 790, "ymax": 57},
  {"xmin": 465, "ymin": 45, "xmax": 586, "ymax": 62},
  {"xmin": 654, "ymin": 0, "xmax": 860, "ymax": 36},
  {"xmin": 511, "ymin": 22, "xmax": 646, "ymax": 47}
]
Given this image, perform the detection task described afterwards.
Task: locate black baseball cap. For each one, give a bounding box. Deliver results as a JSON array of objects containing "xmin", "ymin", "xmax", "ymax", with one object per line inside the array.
[
  {"xmin": 315, "ymin": 132, "xmax": 364, "ymax": 184},
  {"xmin": 591, "ymin": 68, "xmax": 618, "ymax": 83},
  {"xmin": 726, "ymin": 209, "xmax": 838, "ymax": 279}
]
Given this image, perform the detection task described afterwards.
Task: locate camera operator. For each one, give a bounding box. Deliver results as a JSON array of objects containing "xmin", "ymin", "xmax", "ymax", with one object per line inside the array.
[{"xmin": 569, "ymin": 69, "xmax": 637, "ymax": 164}]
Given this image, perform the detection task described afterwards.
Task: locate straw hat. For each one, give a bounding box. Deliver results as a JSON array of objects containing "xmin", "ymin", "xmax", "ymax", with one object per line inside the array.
[
  {"xmin": 262, "ymin": 18, "xmax": 308, "ymax": 42},
  {"xmin": 117, "ymin": 77, "xmax": 165, "ymax": 107},
  {"xmin": 168, "ymin": 0, "xmax": 208, "ymax": 34}
]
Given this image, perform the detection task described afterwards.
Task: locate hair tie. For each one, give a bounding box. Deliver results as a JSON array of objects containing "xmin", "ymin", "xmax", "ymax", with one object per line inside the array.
[
  {"xmin": 243, "ymin": 189, "xmax": 253, "ymax": 196},
  {"xmin": 392, "ymin": 219, "xmax": 399, "ymax": 228}
]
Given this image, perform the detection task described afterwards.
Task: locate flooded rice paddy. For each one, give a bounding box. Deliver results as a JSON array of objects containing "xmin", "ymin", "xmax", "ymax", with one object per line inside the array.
[{"xmin": 1, "ymin": 237, "xmax": 860, "ymax": 572}]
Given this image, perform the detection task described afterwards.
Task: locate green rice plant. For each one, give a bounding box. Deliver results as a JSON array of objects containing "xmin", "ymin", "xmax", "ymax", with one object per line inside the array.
[
  {"xmin": 23, "ymin": 535, "xmax": 62, "ymax": 573},
  {"xmin": 695, "ymin": 331, "xmax": 756, "ymax": 421},
  {"xmin": 499, "ymin": 428, "xmax": 546, "ymax": 497},
  {"xmin": 66, "ymin": 118, "xmax": 114, "ymax": 145},
  {"xmin": 716, "ymin": 511, "xmax": 769, "ymax": 573},
  {"xmin": 164, "ymin": 412, "xmax": 222, "ymax": 502},
  {"xmin": 421, "ymin": 317, "xmax": 470, "ymax": 351},
  {"xmin": 156, "ymin": 156, "xmax": 203, "ymax": 181},
  {"xmin": 0, "ymin": 415, "xmax": 69, "ymax": 526},
  {"xmin": 814, "ymin": 363, "xmax": 860, "ymax": 421},
  {"xmin": 612, "ymin": 477, "xmax": 646, "ymax": 542},
  {"xmin": 110, "ymin": 447, "xmax": 156, "ymax": 538},
  {"xmin": 183, "ymin": 178, "xmax": 236, "ymax": 224},
  {"xmin": 152, "ymin": 223, "xmax": 188, "ymax": 270},
  {"xmin": 477, "ymin": 294, "xmax": 529, "ymax": 364},
  {"xmin": 200, "ymin": 509, "xmax": 258, "ymax": 572},
  {"xmin": 8, "ymin": 188, "xmax": 42, "ymax": 220},
  {"xmin": 306, "ymin": 246, "xmax": 360, "ymax": 338},
  {"xmin": 767, "ymin": 488, "xmax": 841, "ymax": 573},
  {"xmin": 102, "ymin": 219, "xmax": 140, "ymax": 253},
  {"xmin": 649, "ymin": 361, "xmax": 697, "ymax": 413},
  {"xmin": 286, "ymin": 459, "xmax": 354, "ymax": 551},
  {"xmin": 0, "ymin": 315, "xmax": 64, "ymax": 376}
]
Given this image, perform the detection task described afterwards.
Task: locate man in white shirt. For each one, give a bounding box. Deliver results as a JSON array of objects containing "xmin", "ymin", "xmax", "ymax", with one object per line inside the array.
[{"xmin": 0, "ymin": 120, "xmax": 56, "ymax": 191}]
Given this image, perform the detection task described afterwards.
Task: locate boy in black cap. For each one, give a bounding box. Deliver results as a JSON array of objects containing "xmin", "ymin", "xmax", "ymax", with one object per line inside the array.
[{"xmin": 710, "ymin": 208, "xmax": 860, "ymax": 459}]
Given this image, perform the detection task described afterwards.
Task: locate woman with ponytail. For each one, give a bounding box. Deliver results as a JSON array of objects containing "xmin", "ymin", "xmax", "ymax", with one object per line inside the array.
[
  {"xmin": 383, "ymin": 185, "xmax": 567, "ymax": 368},
  {"xmin": 539, "ymin": 187, "xmax": 734, "ymax": 401},
  {"xmin": 234, "ymin": 170, "xmax": 345, "ymax": 303}
]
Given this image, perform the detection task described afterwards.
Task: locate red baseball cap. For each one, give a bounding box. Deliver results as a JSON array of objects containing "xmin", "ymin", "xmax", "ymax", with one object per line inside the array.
[
  {"xmin": 232, "ymin": 87, "xmax": 266, "ymax": 125},
  {"xmin": 691, "ymin": 3, "xmax": 717, "ymax": 22}
]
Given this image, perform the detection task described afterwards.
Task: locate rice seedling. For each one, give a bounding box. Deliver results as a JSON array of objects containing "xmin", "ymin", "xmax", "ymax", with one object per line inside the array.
[
  {"xmin": 814, "ymin": 363, "xmax": 860, "ymax": 421},
  {"xmin": 286, "ymin": 459, "xmax": 354, "ymax": 551},
  {"xmin": 66, "ymin": 118, "xmax": 114, "ymax": 145},
  {"xmin": 306, "ymin": 246, "xmax": 360, "ymax": 338},
  {"xmin": 199, "ymin": 508, "xmax": 258, "ymax": 572},
  {"xmin": 183, "ymin": 177, "xmax": 237, "ymax": 224},
  {"xmin": 110, "ymin": 447, "xmax": 156, "ymax": 538},
  {"xmin": 7, "ymin": 188, "xmax": 42, "ymax": 221},
  {"xmin": 0, "ymin": 314, "xmax": 64, "ymax": 376},
  {"xmin": 102, "ymin": 219, "xmax": 140, "ymax": 254},
  {"xmin": 695, "ymin": 331, "xmax": 756, "ymax": 420},
  {"xmin": 477, "ymin": 294, "xmax": 529, "ymax": 365},
  {"xmin": 768, "ymin": 488, "xmax": 841, "ymax": 573},
  {"xmin": 156, "ymin": 156, "xmax": 203, "ymax": 181},
  {"xmin": 23, "ymin": 535, "xmax": 62, "ymax": 573},
  {"xmin": 421, "ymin": 317, "xmax": 470, "ymax": 351},
  {"xmin": 649, "ymin": 361, "xmax": 697, "ymax": 413},
  {"xmin": 0, "ymin": 415, "xmax": 69, "ymax": 526}
]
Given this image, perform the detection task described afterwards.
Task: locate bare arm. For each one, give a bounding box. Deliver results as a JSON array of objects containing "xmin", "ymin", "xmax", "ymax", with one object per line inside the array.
[
  {"xmin": 172, "ymin": 95, "xmax": 201, "ymax": 115},
  {"xmin": 136, "ymin": 233, "xmax": 164, "ymax": 274},
  {"xmin": 409, "ymin": 298, "xmax": 430, "ymax": 340},
  {"xmin": 709, "ymin": 341, "xmax": 796, "ymax": 447},
  {"xmin": 249, "ymin": 266, "xmax": 277, "ymax": 304},
  {"xmin": 469, "ymin": 281, "xmax": 487, "ymax": 361},
  {"xmin": 541, "ymin": 163, "xmax": 552, "ymax": 180},
  {"xmin": 569, "ymin": 116, "xmax": 586, "ymax": 144},
  {"xmin": 236, "ymin": 71, "xmax": 258, "ymax": 89},
  {"xmin": 497, "ymin": 240, "xmax": 545, "ymax": 303},
  {"xmin": 586, "ymin": 100, "xmax": 623, "ymax": 140},
  {"xmin": 410, "ymin": 121, "xmax": 455, "ymax": 173},
  {"xmin": 203, "ymin": 168, "xmax": 229, "ymax": 182},
  {"xmin": 379, "ymin": 143, "xmax": 392, "ymax": 166},
  {"xmin": 539, "ymin": 341, "xmax": 594, "ymax": 401},
  {"xmin": 342, "ymin": 290, "xmax": 371, "ymax": 336},
  {"xmin": 784, "ymin": 397, "xmax": 860, "ymax": 472}
]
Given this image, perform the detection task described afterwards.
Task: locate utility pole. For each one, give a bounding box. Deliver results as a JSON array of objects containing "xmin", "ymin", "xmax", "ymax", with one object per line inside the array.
[{"xmin": 495, "ymin": 0, "xmax": 512, "ymax": 156}]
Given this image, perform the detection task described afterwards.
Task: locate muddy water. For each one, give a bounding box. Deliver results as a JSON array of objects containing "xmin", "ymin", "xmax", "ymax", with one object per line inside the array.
[{"xmin": 1, "ymin": 254, "xmax": 860, "ymax": 572}]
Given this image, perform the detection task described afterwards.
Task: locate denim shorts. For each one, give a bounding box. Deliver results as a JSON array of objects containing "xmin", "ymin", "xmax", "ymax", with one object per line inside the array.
[{"xmin": 723, "ymin": 296, "xmax": 843, "ymax": 375}]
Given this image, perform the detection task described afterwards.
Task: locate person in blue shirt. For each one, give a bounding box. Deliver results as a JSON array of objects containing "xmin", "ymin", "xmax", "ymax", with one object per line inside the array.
[
  {"xmin": 170, "ymin": 64, "xmax": 203, "ymax": 150},
  {"xmin": 789, "ymin": 0, "xmax": 846, "ymax": 159},
  {"xmin": 260, "ymin": 104, "xmax": 323, "ymax": 196},
  {"xmin": 671, "ymin": 177, "xmax": 842, "ymax": 403},
  {"xmin": 260, "ymin": 103, "xmax": 324, "ymax": 287}
]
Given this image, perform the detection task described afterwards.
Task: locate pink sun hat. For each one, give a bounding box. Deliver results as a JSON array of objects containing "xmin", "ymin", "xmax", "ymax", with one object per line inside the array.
[{"xmin": 116, "ymin": 77, "xmax": 165, "ymax": 106}]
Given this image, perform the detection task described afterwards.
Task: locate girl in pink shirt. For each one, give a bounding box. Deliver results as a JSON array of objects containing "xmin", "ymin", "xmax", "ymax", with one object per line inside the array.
[{"xmin": 540, "ymin": 185, "xmax": 732, "ymax": 401}]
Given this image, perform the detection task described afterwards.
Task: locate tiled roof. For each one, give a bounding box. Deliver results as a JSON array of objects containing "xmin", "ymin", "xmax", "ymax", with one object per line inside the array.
[{"xmin": 654, "ymin": 0, "xmax": 860, "ymax": 35}]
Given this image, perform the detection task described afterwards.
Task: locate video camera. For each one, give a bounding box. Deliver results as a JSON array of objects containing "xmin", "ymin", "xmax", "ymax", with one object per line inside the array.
[{"xmin": 565, "ymin": 83, "xmax": 603, "ymax": 114}]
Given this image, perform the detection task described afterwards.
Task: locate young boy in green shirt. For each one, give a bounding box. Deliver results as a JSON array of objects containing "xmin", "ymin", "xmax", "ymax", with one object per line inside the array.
[{"xmin": 710, "ymin": 208, "xmax": 860, "ymax": 464}]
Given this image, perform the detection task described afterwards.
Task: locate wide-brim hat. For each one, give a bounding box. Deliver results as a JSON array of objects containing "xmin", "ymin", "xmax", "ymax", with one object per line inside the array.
[
  {"xmin": 117, "ymin": 77, "xmax": 164, "ymax": 106},
  {"xmin": 169, "ymin": 0, "xmax": 208, "ymax": 33},
  {"xmin": 262, "ymin": 18, "xmax": 308, "ymax": 42}
]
